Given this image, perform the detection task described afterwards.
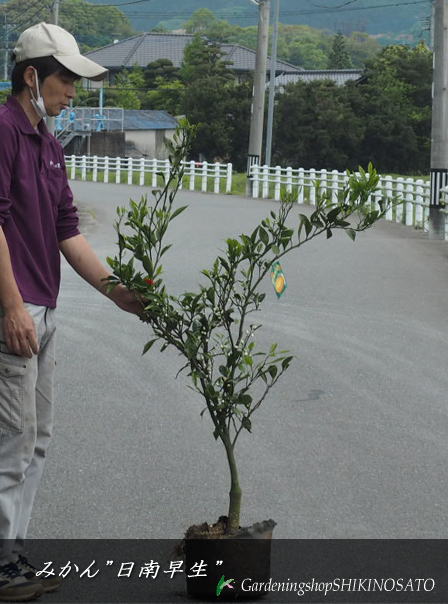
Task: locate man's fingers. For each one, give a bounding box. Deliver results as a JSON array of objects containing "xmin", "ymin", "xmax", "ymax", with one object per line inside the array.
[
  {"xmin": 7, "ymin": 333, "xmax": 24, "ymax": 357},
  {"xmin": 27, "ymin": 326, "xmax": 39, "ymax": 355},
  {"xmin": 3, "ymin": 318, "xmax": 38, "ymax": 358}
]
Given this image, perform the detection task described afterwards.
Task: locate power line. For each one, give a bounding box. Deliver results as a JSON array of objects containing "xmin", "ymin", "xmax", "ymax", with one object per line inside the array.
[
  {"xmin": 121, "ymin": 0, "xmax": 430, "ymax": 19},
  {"xmin": 7, "ymin": 1, "xmax": 53, "ymax": 35},
  {"xmin": 94, "ymin": 0, "xmax": 153, "ymax": 6}
]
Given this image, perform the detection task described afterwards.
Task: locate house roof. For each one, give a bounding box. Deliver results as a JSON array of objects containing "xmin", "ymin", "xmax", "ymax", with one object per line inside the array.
[
  {"xmin": 122, "ymin": 109, "xmax": 178, "ymax": 131},
  {"xmin": 275, "ymin": 69, "xmax": 363, "ymax": 88},
  {"xmin": 85, "ymin": 32, "xmax": 302, "ymax": 74}
]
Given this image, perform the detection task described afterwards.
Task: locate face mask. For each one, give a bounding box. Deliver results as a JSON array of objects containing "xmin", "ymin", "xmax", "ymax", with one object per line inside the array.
[{"xmin": 29, "ymin": 67, "xmax": 48, "ymax": 120}]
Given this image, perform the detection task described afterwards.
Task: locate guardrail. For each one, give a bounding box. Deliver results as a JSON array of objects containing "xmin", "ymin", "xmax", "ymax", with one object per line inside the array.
[
  {"xmin": 249, "ymin": 165, "xmax": 430, "ymax": 231},
  {"xmin": 65, "ymin": 155, "xmax": 233, "ymax": 195}
]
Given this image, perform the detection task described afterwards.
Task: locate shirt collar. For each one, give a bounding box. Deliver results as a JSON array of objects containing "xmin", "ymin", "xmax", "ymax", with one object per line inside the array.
[{"xmin": 5, "ymin": 96, "xmax": 52, "ymax": 139}]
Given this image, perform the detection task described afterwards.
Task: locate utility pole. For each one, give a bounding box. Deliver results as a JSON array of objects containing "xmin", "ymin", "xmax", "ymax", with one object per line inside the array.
[
  {"xmin": 3, "ymin": 15, "xmax": 9, "ymax": 81},
  {"xmin": 247, "ymin": 0, "xmax": 270, "ymax": 177},
  {"xmin": 47, "ymin": 0, "xmax": 60, "ymax": 134},
  {"xmin": 53, "ymin": 0, "xmax": 60, "ymax": 26},
  {"xmin": 265, "ymin": 0, "xmax": 280, "ymax": 167},
  {"xmin": 429, "ymin": 0, "xmax": 448, "ymax": 239}
]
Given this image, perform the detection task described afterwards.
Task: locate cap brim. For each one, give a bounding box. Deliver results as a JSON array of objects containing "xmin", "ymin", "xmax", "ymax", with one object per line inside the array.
[{"xmin": 54, "ymin": 54, "xmax": 108, "ymax": 81}]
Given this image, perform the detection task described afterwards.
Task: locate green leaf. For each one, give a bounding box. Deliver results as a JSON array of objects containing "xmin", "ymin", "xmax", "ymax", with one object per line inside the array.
[
  {"xmin": 346, "ymin": 229, "xmax": 356, "ymax": 241},
  {"xmin": 281, "ymin": 356, "xmax": 293, "ymax": 370},
  {"xmin": 259, "ymin": 227, "xmax": 269, "ymax": 246},
  {"xmin": 240, "ymin": 394, "xmax": 252, "ymax": 407},
  {"xmin": 268, "ymin": 365, "xmax": 278, "ymax": 379},
  {"xmin": 242, "ymin": 416, "xmax": 252, "ymax": 432},
  {"xmin": 169, "ymin": 205, "xmax": 188, "ymax": 221},
  {"xmin": 142, "ymin": 339, "xmax": 158, "ymax": 355}
]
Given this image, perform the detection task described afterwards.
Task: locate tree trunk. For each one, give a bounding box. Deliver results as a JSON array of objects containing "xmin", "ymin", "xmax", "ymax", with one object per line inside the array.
[{"xmin": 223, "ymin": 437, "xmax": 242, "ymax": 534}]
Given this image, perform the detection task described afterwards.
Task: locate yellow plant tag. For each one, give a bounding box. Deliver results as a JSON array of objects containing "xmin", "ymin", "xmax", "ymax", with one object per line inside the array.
[{"xmin": 271, "ymin": 261, "xmax": 287, "ymax": 298}]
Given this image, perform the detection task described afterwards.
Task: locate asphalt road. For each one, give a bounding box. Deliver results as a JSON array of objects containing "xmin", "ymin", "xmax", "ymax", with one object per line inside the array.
[{"xmin": 30, "ymin": 181, "xmax": 448, "ymax": 541}]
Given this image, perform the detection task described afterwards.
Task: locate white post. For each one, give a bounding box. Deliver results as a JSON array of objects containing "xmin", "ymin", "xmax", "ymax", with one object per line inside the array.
[
  {"xmin": 116, "ymin": 157, "xmax": 121, "ymax": 184},
  {"xmin": 201, "ymin": 162, "xmax": 208, "ymax": 193},
  {"xmin": 139, "ymin": 157, "xmax": 145, "ymax": 186},
  {"xmin": 396, "ymin": 178, "xmax": 404, "ymax": 223},
  {"xmin": 405, "ymin": 178, "xmax": 415, "ymax": 226},
  {"xmin": 331, "ymin": 170, "xmax": 339, "ymax": 203},
  {"xmin": 286, "ymin": 166, "xmax": 293, "ymax": 195},
  {"xmin": 261, "ymin": 165, "xmax": 269, "ymax": 199},
  {"xmin": 104, "ymin": 156, "xmax": 109, "ymax": 184},
  {"xmin": 373, "ymin": 178, "xmax": 382, "ymax": 213},
  {"xmin": 189, "ymin": 160, "xmax": 196, "ymax": 191},
  {"xmin": 151, "ymin": 160, "xmax": 157, "ymax": 188},
  {"xmin": 415, "ymin": 180, "xmax": 424, "ymax": 228},
  {"xmin": 274, "ymin": 165, "xmax": 281, "ymax": 201},
  {"xmin": 320, "ymin": 169, "xmax": 328, "ymax": 199},
  {"xmin": 297, "ymin": 167, "xmax": 304, "ymax": 203},
  {"xmin": 164, "ymin": 159, "xmax": 170, "ymax": 185},
  {"xmin": 127, "ymin": 158, "xmax": 133, "ymax": 186},
  {"xmin": 309, "ymin": 168, "xmax": 316, "ymax": 206},
  {"xmin": 252, "ymin": 165, "xmax": 260, "ymax": 198},
  {"xmin": 214, "ymin": 163, "xmax": 220, "ymax": 194},
  {"xmin": 92, "ymin": 155, "xmax": 98, "ymax": 183},
  {"xmin": 70, "ymin": 154, "xmax": 76, "ymax": 180},
  {"xmin": 384, "ymin": 176, "xmax": 393, "ymax": 222},
  {"xmin": 226, "ymin": 163, "xmax": 233, "ymax": 194},
  {"xmin": 81, "ymin": 155, "xmax": 87, "ymax": 181},
  {"xmin": 179, "ymin": 161, "xmax": 184, "ymax": 190}
]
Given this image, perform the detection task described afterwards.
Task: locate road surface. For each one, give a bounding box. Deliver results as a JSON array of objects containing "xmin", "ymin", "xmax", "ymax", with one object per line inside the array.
[{"xmin": 30, "ymin": 181, "xmax": 448, "ymax": 541}]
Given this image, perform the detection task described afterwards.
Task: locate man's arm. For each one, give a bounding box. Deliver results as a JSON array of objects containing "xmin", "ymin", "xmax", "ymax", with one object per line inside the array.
[
  {"xmin": 59, "ymin": 234, "xmax": 142, "ymax": 314},
  {"xmin": 0, "ymin": 226, "xmax": 39, "ymax": 358}
]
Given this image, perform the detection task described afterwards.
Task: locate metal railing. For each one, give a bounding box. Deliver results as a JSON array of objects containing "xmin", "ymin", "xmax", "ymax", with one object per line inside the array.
[{"xmin": 56, "ymin": 107, "xmax": 124, "ymax": 134}]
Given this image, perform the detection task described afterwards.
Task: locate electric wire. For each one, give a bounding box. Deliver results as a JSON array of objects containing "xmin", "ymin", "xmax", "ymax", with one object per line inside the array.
[
  {"xmin": 120, "ymin": 0, "xmax": 430, "ymax": 20},
  {"xmin": 7, "ymin": 0, "xmax": 53, "ymax": 35}
]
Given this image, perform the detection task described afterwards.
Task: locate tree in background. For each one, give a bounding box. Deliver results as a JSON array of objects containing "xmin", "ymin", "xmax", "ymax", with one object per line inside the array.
[
  {"xmin": 355, "ymin": 43, "xmax": 432, "ymax": 173},
  {"xmin": 144, "ymin": 59, "xmax": 180, "ymax": 89},
  {"xmin": 109, "ymin": 67, "xmax": 144, "ymax": 110},
  {"xmin": 274, "ymin": 80, "xmax": 364, "ymax": 171},
  {"xmin": 0, "ymin": 0, "xmax": 135, "ymax": 52},
  {"xmin": 181, "ymin": 9, "xmax": 380, "ymax": 70},
  {"xmin": 328, "ymin": 33, "xmax": 353, "ymax": 69},
  {"xmin": 273, "ymin": 43, "xmax": 432, "ymax": 175},
  {"xmin": 180, "ymin": 36, "xmax": 250, "ymax": 167},
  {"xmin": 180, "ymin": 34, "xmax": 233, "ymax": 82}
]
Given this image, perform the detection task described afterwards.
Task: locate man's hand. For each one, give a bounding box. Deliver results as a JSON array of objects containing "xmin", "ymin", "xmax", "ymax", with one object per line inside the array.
[
  {"xmin": 1, "ymin": 306, "xmax": 39, "ymax": 358},
  {"xmin": 109, "ymin": 284, "xmax": 144, "ymax": 315}
]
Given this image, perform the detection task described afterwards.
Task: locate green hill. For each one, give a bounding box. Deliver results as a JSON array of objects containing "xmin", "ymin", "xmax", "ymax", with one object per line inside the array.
[{"xmin": 86, "ymin": 0, "xmax": 431, "ymax": 42}]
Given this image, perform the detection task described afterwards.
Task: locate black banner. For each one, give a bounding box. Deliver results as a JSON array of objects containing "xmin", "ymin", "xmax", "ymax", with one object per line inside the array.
[{"xmin": 3, "ymin": 539, "xmax": 447, "ymax": 603}]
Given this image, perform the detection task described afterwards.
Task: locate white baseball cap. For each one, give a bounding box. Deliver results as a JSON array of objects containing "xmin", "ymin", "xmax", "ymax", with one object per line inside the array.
[{"xmin": 13, "ymin": 22, "xmax": 107, "ymax": 81}]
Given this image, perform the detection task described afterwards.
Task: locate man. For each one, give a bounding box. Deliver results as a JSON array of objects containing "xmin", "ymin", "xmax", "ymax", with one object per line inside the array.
[{"xmin": 0, "ymin": 22, "xmax": 141, "ymax": 601}]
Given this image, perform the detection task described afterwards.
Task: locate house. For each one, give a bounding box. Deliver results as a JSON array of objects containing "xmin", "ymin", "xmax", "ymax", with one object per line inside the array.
[
  {"xmin": 121, "ymin": 109, "xmax": 178, "ymax": 158},
  {"xmin": 275, "ymin": 69, "xmax": 363, "ymax": 90},
  {"xmin": 84, "ymin": 32, "xmax": 303, "ymax": 81},
  {"xmin": 62, "ymin": 108, "xmax": 178, "ymax": 158}
]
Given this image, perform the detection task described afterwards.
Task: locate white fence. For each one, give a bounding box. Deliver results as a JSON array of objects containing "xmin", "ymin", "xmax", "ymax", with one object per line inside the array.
[
  {"xmin": 249, "ymin": 165, "xmax": 431, "ymax": 231},
  {"xmin": 65, "ymin": 155, "xmax": 233, "ymax": 195}
]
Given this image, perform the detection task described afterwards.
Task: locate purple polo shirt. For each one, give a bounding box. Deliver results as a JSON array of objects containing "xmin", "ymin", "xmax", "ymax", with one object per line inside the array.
[{"xmin": 0, "ymin": 96, "xmax": 80, "ymax": 308}]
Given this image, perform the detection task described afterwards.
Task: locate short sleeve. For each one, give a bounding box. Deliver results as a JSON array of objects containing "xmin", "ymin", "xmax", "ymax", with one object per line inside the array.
[
  {"xmin": 55, "ymin": 143, "xmax": 80, "ymax": 242},
  {"xmin": 0, "ymin": 121, "xmax": 18, "ymax": 225}
]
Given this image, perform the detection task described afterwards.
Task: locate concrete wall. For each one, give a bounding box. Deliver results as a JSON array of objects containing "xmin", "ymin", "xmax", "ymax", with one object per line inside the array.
[
  {"xmin": 124, "ymin": 129, "xmax": 176, "ymax": 159},
  {"xmin": 65, "ymin": 132, "xmax": 126, "ymax": 157}
]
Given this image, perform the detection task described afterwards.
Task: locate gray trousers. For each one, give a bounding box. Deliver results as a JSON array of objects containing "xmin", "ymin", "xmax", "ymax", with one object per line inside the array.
[{"xmin": 0, "ymin": 304, "xmax": 56, "ymax": 563}]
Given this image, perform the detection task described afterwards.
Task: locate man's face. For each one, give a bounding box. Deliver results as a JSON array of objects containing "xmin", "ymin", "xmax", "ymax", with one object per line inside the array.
[{"xmin": 40, "ymin": 72, "xmax": 77, "ymax": 117}]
